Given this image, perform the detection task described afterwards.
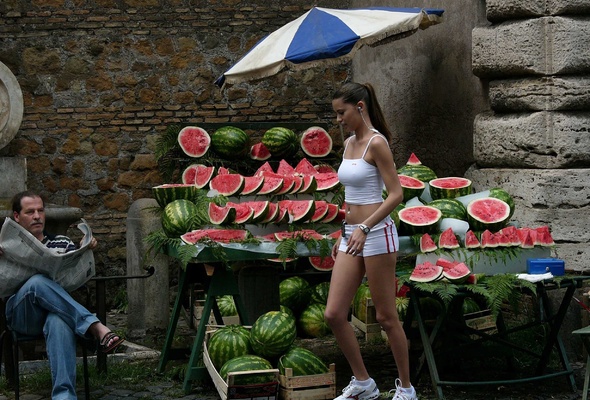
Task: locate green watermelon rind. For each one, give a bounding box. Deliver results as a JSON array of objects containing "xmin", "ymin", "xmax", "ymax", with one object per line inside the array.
[
  {"xmin": 428, "ymin": 198, "xmax": 468, "ymax": 221},
  {"xmin": 442, "ymin": 263, "xmax": 471, "ymax": 283},
  {"xmin": 278, "ymin": 346, "xmax": 329, "ymax": 377},
  {"xmin": 216, "ymin": 295, "xmax": 238, "ymax": 317},
  {"xmin": 310, "ymin": 282, "xmax": 330, "ymax": 305},
  {"xmin": 152, "ymin": 184, "xmax": 199, "ymax": 208},
  {"xmin": 219, "ymin": 354, "xmax": 276, "ymax": 385},
  {"xmin": 208, "ymin": 203, "xmax": 237, "ymax": 225},
  {"xmin": 279, "ymin": 277, "xmax": 311, "ymax": 312},
  {"xmin": 250, "ymin": 311, "xmax": 297, "ymax": 359},
  {"xmin": 161, "ymin": 199, "xmax": 198, "ymax": 237},
  {"xmin": 207, "ymin": 325, "xmax": 251, "ymax": 371},
  {"xmin": 211, "ymin": 126, "xmax": 250, "ymax": 159},
  {"xmin": 397, "ymin": 164, "xmax": 437, "ymax": 183},
  {"xmin": 410, "ymin": 262, "xmax": 444, "ymax": 283},
  {"xmin": 399, "ymin": 174, "xmax": 426, "ymax": 202},
  {"xmin": 488, "ymin": 187, "xmax": 515, "ymax": 219},
  {"xmin": 298, "ymin": 303, "xmax": 331, "ymax": 338},
  {"xmin": 352, "ymin": 283, "xmax": 371, "ymax": 322},
  {"xmin": 262, "ymin": 127, "xmax": 299, "ymax": 158}
]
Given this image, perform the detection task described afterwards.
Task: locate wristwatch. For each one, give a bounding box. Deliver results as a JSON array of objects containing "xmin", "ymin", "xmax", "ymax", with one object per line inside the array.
[{"xmin": 358, "ymin": 224, "xmax": 371, "ymax": 234}]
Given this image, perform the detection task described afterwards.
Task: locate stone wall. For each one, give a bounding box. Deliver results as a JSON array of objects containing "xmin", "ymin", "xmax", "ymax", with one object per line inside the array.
[
  {"xmin": 467, "ymin": 0, "xmax": 590, "ymax": 271},
  {"xmin": 0, "ymin": 0, "xmax": 346, "ymax": 275}
]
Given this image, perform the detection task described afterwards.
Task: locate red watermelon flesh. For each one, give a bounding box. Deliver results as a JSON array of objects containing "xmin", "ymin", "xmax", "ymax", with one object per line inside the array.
[
  {"xmin": 435, "ymin": 258, "xmax": 459, "ymax": 272},
  {"xmin": 310, "ymin": 201, "xmax": 329, "ymax": 222},
  {"xmin": 254, "ymin": 161, "xmax": 274, "ymax": 176},
  {"xmin": 227, "ymin": 202, "xmax": 255, "ymax": 224},
  {"xmin": 314, "ymin": 164, "xmax": 336, "ymax": 173},
  {"xmin": 274, "ymin": 229, "xmax": 324, "ymax": 241},
  {"xmin": 438, "ymin": 228, "xmax": 460, "ymax": 250},
  {"xmin": 464, "ymin": 230, "xmax": 481, "ymax": 249},
  {"xmin": 178, "ymin": 126, "xmax": 210, "ymax": 157},
  {"xmin": 442, "ymin": 262, "xmax": 471, "ymax": 283},
  {"xmin": 320, "ymin": 203, "xmax": 340, "ymax": 223},
  {"xmin": 241, "ymin": 201, "xmax": 270, "ymax": 222},
  {"xmin": 218, "ymin": 167, "xmax": 231, "ymax": 174},
  {"xmin": 495, "ymin": 231, "xmax": 512, "ymax": 247},
  {"xmin": 309, "ymin": 256, "xmax": 335, "ymax": 271},
  {"xmin": 294, "ymin": 158, "xmax": 318, "ymax": 175},
  {"xmin": 410, "ymin": 262, "xmax": 444, "ymax": 283},
  {"xmin": 407, "ymin": 152, "xmax": 422, "ymax": 165},
  {"xmin": 241, "ymin": 175, "xmax": 265, "ymax": 195},
  {"xmin": 480, "ymin": 230, "xmax": 499, "ymax": 248},
  {"xmin": 182, "ymin": 164, "xmax": 215, "ymax": 186},
  {"xmin": 260, "ymin": 232, "xmax": 278, "ymax": 241},
  {"xmin": 209, "ymin": 173, "xmax": 245, "ymax": 196},
  {"xmin": 250, "ymin": 142, "xmax": 271, "ymax": 161},
  {"xmin": 257, "ymin": 176, "xmax": 284, "ymax": 195},
  {"xmin": 499, "ymin": 225, "xmax": 521, "ymax": 246},
  {"xmin": 300, "ymin": 126, "xmax": 332, "ymax": 158},
  {"xmin": 517, "ymin": 228, "xmax": 536, "ymax": 248},
  {"xmin": 535, "ymin": 226, "xmax": 555, "ymax": 246},
  {"xmin": 208, "ymin": 203, "xmax": 236, "ymax": 224},
  {"xmin": 420, "ymin": 233, "xmax": 437, "ymax": 253},
  {"xmin": 329, "ymin": 229, "xmax": 342, "ymax": 240},
  {"xmin": 467, "ymin": 197, "xmax": 510, "ymax": 231},
  {"xmin": 276, "ymin": 159, "xmax": 296, "ymax": 176},
  {"xmin": 273, "ymin": 206, "xmax": 289, "ymax": 224},
  {"xmin": 398, "ymin": 206, "xmax": 442, "ymax": 234},
  {"xmin": 279, "ymin": 199, "xmax": 316, "ymax": 223},
  {"xmin": 181, "ymin": 228, "xmax": 249, "ymax": 244},
  {"xmin": 315, "ymin": 172, "xmax": 340, "ymax": 191}
]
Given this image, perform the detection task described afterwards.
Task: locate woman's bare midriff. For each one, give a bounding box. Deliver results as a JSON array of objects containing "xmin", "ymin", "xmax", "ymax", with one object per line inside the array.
[{"xmin": 344, "ymin": 202, "xmax": 382, "ymax": 225}]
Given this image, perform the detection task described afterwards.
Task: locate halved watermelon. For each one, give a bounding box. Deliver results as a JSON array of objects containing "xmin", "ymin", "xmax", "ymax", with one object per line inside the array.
[
  {"xmin": 208, "ymin": 202, "xmax": 236, "ymax": 224},
  {"xmin": 181, "ymin": 228, "xmax": 250, "ymax": 244},
  {"xmin": 429, "ymin": 177, "xmax": 472, "ymax": 200},
  {"xmin": 241, "ymin": 175, "xmax": 265, "ymax": 195},
  {"xmin": 300, "ymin": 126, "xmax": 332, "ymax": 158},
  {"xmin": 294, "ymin": 158, "xmax": 318, "ymax": 175},
  {"xmin": 438, "ymin": 228, "xmax": 460, "ymax": 250},
  {"xmin": 467, "ymin": 197, "xmax": 511, "ymax": 232},
  {"xmin": 182, "ymin": 164, "xmax": 215, "ymax": 187},
  {"xmin": 209, "ymin": 174, "xmax": 245, "ymax": 196},
  {"xmin": 250, "ymin": 142, "xmax": 271, "ymax": 161},
  {"xmin": 399, "ymin": 175, "xmax": 426, "ymax": 202},
  {"xmin": 398, "ymin": 206, "xmax": 442, "ymax": 235},
  {"xmin": 309, "ymin": 256, "xmax": 335, "ymax": 271},
  {"xmin": 419, "ymin": 233, "xmax": 437, "ymax": 253},
  {"xmin": 178, "ymin": 126, "xmax": 210, "ymax": 157},
  {"xmin": 410, "ymin": 261, "xmax": 444, "ymax": 283}
]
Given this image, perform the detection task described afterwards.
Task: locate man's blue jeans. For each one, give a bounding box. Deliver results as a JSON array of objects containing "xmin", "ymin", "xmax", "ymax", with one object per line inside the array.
[{"xmin": 5, "ymin": 274, "xmax": 99, "ymax": 400}]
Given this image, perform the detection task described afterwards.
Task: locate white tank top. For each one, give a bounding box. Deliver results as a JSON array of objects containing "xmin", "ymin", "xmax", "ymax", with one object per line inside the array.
[{"xmin": 337, "ymin": 134, "xmax": 386, "ymax": 205}]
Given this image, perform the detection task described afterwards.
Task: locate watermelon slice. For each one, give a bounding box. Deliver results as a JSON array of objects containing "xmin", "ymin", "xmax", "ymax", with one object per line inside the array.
[
  {"xmin": 419, "ymin": 233, "xmax": 437, "ymax": 253},
  {"xmin": 309, "ymin": 201, "xmax": 329, "ymax": 223},
  {"xmin": 288, "ymin": 175, "xmax": 304, "ymax": 194},
  {"xmin": 250, "ymin": 142, "xmax": 271, "ymax": 161},
  {"xmin": 315, "ymin": 172, "xmax": 340, "ymax": 191},
  {"xmin": 464, "ymin": 230, "xmax": 481, "ymax": 249},
  {"xmin": 480, "ymin": 230, "xmax": 499, "ymax": 248},
  {"xmin": 435, "ymin": 258, "xmax": 458, "ymax": 272},
  {"xmin": 499, "ymin": 225, "xmax": 521, "ymax": 246},
  {"xmin": 438, "ymin": 228, "xmax": 460, "ymax": 250},
  {"xmin": 208, "ymin": 202, "xmax": 236, "ymax": 224},
  {"xmin": 274, "ymin": 229, "xmax": 324, "ymax": 241},
  {"xmin": 178, "ymin": 126, "xmax": 210, "ymax": 157},
  {"xmin": 442, "ymin": 262, "xmax": 471, "ymax": 283},
  {"xmin": 257, "ymin": 176, "xmax": 284, "ymax": 195},
  {"xmin": 240, "ymin": 175, "xmax": 265, "ymax": 195},
  {"xmin": 259, "ymin": 202, "xmax": 279, "ymax": 224},
  {"xmin": 279, "ymin": 200, "xmax": 316, "ymax": 223},
  {"xmin": 429, "ymin": 177, "xmax": 472, "ymax": 200},
  {"xmin": 398, "ymin": 206, "xmax": 442, "ymax": 235},
  {"xmin": 182, "ymin": 163, "xmax": 215, "ymax": 187},
  {"xmin": 273, "ymin": 206, "xmax": 289, "ymax": 224},
  {"xmin": 227, "ymin": 202, "xmax": 255, "ymax": 224},
  {"xmin": 535, "ymin": 226, "xmax": 555, "ymax": 246},
  {"xmin": 314, "ymin": 164, "xmax": 336, "ymax": 173},
  {"xmin": 300, "ymin": 126, "xmax": 332, "ymax": 158},
  {"xmin": 298, "ymin": 175, "xmax": 317, "ymax": 194},
  {"xmin": 309, "ymin": 256, "xmax": 335, "ymax": 271},
  {"xmin": 410, "ymin": 261, "xmax": 444, "ymax": 283},
  {"xmin": 209, "ymin": 174, "xmax": 245, "ymax": 196},
  {"xmin": 399, "ymin": 175, "xmax": 426, "ymax": 202},
  {"xmin": 407, "ymin": 153, "xmax": 422, "ymax": 165},
  {"xmin": 276, "ymin": 159, "xmax": 296, "ymax": 176},
  {"xmin": 294, "ymin": 158, "xmax": 318, "ymax": 175},
  {"xmin": 467, "ymin": 197, "xmax": 511, "ymax": 232},
  {"xmin": 181, "ymin": 228, "xmax": 249, "ymax": 244},
  {"xmin": 328, "ymin": 229, "xmax": 342, "ymax": 240},
  {"xmin": 241, "ymin": 201, "xmax": 270, "ymax": 223},
  {"xmin": 319, "ymin": 203, "xmax": 340, "ymax": 223},
  {"xmin": 517, "ymin": 228, "xmax": 536, "ymax": 248}
]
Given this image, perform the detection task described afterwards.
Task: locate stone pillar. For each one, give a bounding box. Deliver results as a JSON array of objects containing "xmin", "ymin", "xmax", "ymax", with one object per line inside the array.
[
  {"xmin": 127, "ymin": 198, "xmax": 169, "ymax": 338},
  {"xmin": 468, "ymin": 0, "xmax": 590, "ymax": 271}
]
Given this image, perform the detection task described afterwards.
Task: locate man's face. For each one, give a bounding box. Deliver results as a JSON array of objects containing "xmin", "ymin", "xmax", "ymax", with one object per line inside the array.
[{"xmin": 14, "ymin": 196, "xmax": 45, "ymax": 240}]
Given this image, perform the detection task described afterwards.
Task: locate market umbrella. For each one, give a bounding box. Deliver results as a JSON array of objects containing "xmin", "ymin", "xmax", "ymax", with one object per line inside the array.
[{"xmin": 215, "ymin": 6, "xmax": 444, "ymax": 87}]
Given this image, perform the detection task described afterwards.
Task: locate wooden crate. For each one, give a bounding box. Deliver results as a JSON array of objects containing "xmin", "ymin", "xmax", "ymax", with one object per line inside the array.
[
  {"xmin": 193, "ymin": 301, "xmax": 241, "ymax": 329},
  {"xmin": 203, "ymin": 329, "xmax": 280, "ymax": 400},
  {"xmin": 279, "ymin": 363, "xmax": 336, "ymax": 400},
  {"xmin": 464, "ymin": 309, "xmax": 497, "ymax": 339},
  {"xmin": 350, "ymin": 298, "xmax": 385, "ymax": 342}
]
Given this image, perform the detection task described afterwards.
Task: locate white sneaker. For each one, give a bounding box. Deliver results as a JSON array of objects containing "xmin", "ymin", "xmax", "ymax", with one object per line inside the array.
[
  {"xmin": 334, "ymin": 376, "xmax": 380, "ymax": 400},
  {"xmin": 388, "ymin": 378, "xmax": 418, "ymax": 400}
]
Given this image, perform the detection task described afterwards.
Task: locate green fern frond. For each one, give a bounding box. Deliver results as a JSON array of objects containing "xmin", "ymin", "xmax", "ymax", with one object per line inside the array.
[
  {"xmin": 276, "ymin": 239, "xmax": 298, "ymax": 262},
  {"xmin": 155, "ymin": 124, "xmax": 181, "ymax": 161}
]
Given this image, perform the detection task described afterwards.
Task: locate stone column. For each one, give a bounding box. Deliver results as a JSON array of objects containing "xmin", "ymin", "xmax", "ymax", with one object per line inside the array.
[{"xmin": 467, "ymin": 0, "xmax": 590, "ymax": 271}]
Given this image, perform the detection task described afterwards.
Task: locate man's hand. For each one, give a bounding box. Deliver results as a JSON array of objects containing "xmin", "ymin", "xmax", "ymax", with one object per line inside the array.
[{"xmin": 83, "ymin": 236, "xmax": 98, "ymax": 250}]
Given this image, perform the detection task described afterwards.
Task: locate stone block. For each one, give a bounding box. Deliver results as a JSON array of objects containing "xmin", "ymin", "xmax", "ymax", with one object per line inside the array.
[
  {"xmin": 464, "ymin": 166, "xmax": 590, "ymax": 271},
  {"xmin": 489, "ymin": 76, "xmax": 590, "ymax": 111},
  {"xmin": 473, "ymin": 111, "xmax": 590, "ymax": 168},
  {"xmin": 473, "ymin": 17, "xmax": 590, "ymax": 78},
  {"xmin": 486, "ymin": 0, "xmax": 590, "ymax": 22},
  {"xmin": 0, "ymin": 157, "xmax": 27, "ymax": 199}
]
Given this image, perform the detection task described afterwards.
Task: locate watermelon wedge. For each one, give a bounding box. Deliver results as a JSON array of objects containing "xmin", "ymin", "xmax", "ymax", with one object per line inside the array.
[
  {"xmin": 480, "ymin": 230, "xmax": 499, "ymax": 248},
  {"xmin": 442, "ymin": 262, "xmax": 471, "ymax": 283},
  {"xmin": 294, "ymin": 158, "xmax": 318, "ymax": 175},
  {"xmin": 464, "ymin": 230, "xmax": 481, "ymax": 249},
  {"xmin": 309, "ymin": 201, "xmax": 329, "ymax": 223},
  {"xmin": 181, "ymin": 228, "xmax": 250, "ymax": 244},
  {"xmin": 309, "ymin": 256, "xmax": 335, "ymax": 271},
  {"xmin": 209, "ymin": 174, "xmax": 245, "ymax": 196},
  {"xmin": 438, "ymin": 228, "xmax": 460, "ymax": 250},
  {"xmin": 319, "ymin": 203, "xmax": 340, "ymax": 223},
  {"xmin": 241, "ymin": 201, "xmax": 270, "ymax": 223},
  {"xmin": 259, "ymin": 202, "xmax": 280, "ymax": 224},
  {"xmin": 250, "ymin": 142, "xmax": 271, "ymax": 161},
  {"xmin": 419, "ymin": 233, "xmax": 437, "ymax": 253},
  {"xmin": 410, "ymin": 262, "xmax": 444, "ymax": 283},
  {"xmin": 227, "ymin": 202, "xmax": 255, "ymax": 224},
  {"xmin": 182, "ymin": 164, "xmax": 215, "ymax": 187},
  {"xmin": 274, "ymin": 229, "xmax": 324, "ymax": 241},
  {"xmin": 208, "ymin": 202, "xmax": 236, "ymax": 224},
  {"xmin": 279, "ymin": 200, "xmax": 316, "ymax": 223},
  {"xmin": 241, "ymin": 175, "xmax": 265, "ymax": 195},
  {"xmin": 315, "ymin": 172, "xmax": 340, "ymax": 191}
]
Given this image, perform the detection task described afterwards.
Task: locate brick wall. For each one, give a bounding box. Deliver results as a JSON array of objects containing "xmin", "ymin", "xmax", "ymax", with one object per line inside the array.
[{"xmin": 0, "ymin": 0, "xmax": 347, "ymax": 276}]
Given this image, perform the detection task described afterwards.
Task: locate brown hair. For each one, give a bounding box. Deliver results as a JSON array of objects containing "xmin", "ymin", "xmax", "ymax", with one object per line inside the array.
[
  {"xmin": 332, "ymin": 82, "xmax": 392, "ymax": 142},
  {"xmin": 11, "ymin": 191, "xmax": 45, "ymax": 213}
]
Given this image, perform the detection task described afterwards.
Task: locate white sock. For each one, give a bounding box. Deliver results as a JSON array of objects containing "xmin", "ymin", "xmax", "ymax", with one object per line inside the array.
[
  {"xmin": 355, "ymin": 377, "xmax": 373, "ymax": 387},
  {"xmin": 400, "ymin": 385, "xmax": 415, "ymax": 395}
]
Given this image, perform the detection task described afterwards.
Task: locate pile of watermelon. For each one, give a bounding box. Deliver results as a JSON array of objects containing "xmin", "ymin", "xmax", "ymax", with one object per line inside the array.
[{"xmin": 207, "ymin": 310, "xmax": 330, "ymax": 384}]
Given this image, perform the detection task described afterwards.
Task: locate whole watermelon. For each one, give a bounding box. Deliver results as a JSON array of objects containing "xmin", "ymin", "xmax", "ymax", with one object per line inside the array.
[
  {"xmin": 298, "ymin": 303, "xmax": 331, "ymax": 338},
  {"xmin": 207, "ymin": 325, "xmax": 252, "ymax": 370},
  {"xmin": 217, "ymin": 295, "xmax": 237, "ymax": 317},
  {"xmin": 279, "ymin": 276, "xmax": 311, "ymax": 314},
  {"xmin": 161, "ymin": 199, "xmax": 198, "ymax": 237},
  {"xmin": 219, "ymin": 354, "xmax": 275, "ymax": 385},
  {"xmin": 211, "ymin": 126, "xmax": 250, "ymax": 159},
  {"xmin": 352, "ymin": 282, "xmax": 371, "ymax": 322},
  {"xmin": 310, "ymin": 282, "xmax": 330, "ymax": 305},
  {"xmin": 250, "ymin": 311, "xmax": 296, "ymax": 359},
  {"xmin": 428, "ymin": 198, "xmax": 467, "ymax": 221},
  {"xmin": 262, "ymin": 127, "xmax": 299, "ymax": 158},
  {"xmin": 278, "ymin": 346, "xmax": 329, "ymax": 376}
]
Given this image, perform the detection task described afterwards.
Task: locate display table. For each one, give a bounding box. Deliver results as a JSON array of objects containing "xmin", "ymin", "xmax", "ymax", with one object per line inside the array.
[{"xmin": 405, "ymin": 276, "xmax": 589, "ymax": 400}]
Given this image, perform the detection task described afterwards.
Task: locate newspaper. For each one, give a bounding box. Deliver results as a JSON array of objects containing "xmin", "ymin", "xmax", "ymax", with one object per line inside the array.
[{"xmin": 0, "ymin": 217, "xmax": 96, "ymax": 298}]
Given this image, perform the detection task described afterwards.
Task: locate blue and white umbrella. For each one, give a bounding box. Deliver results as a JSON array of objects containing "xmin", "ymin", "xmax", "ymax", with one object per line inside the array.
[{"xmin": 215, "ymin": 6, "xmax": 444, "ymax": 87}]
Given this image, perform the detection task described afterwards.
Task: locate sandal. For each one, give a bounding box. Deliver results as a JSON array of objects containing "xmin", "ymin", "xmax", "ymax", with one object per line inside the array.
[{"xmin": 99, "ymin": 331, "xmax": 125, "ymax": 353}]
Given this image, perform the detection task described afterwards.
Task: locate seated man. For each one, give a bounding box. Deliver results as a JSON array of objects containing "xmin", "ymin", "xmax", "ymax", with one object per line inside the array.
[{"xmin": 1, "ymin": 190, "xmax": 124, "ymax": 399}]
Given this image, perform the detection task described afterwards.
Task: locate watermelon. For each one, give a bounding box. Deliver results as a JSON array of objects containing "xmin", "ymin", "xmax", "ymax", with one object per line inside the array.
[
  {"xmin": 182, "ymin": 164, "xmax": 215, "ymax": 187},
  {"xmin": 309, "ymin": 255, "xmax": 335, "ymax": 271},
  {"xmin": 390, "ymin": 203, "xmax": 405, "ymax": 230},
  {"xmin": 489, "ymin": 187, "xmax": 515, "ymax": 219},
  {"xmin": 217, "ymin": 295, "xmax": 238, "ymax": 317},
  {"xmin": 207, "ymin": 325, "xmax": 251, "ymax": 370},
  {"xmin": 279, "ymin": 276, "xmax": 311, "ymax": 313},
  {"xmin": 310, "ymin": 282, "xmax": 330, "ymax": 305},
  {"xmin": 499, "ymin": 225, "xmax": 521, "ymax": 246},
  {"xmin": 262, "ymin": 127, "xmax": 299, "ymax": 158},
  {"xmin": 298, "ymin": 175, "xmax": 318, "ymax": 194},
  {"xmin": 397, "ymin": 153, "xmax": 437, "ymax": 182},
  {"xmin": 428, "ymin": 198, "xmax": 467, "ymax": 221},
  {"xmin": 280, "ymin": 305, "xmax": 295, "ymax": 319},
  {"xmin": 419, "ymin": 233, "xmax": 437, "ymax": 253},
  {"xmin": 152, "ymin": 183, "xmax": 199, "ymax": 208},
  {"xmin": 442, "ymin": 262, "xmax": 471, "ymax": 283},
  {"xmin": 315, "ymin": 164, "xmax": 336, "ymax": 173},
  {"xmin": 294, "ymin": 158, "xmax": 318, "ymax": 175},
  {"xmin": 410, "ymin": 261, "xmax": 444, "ymax": 283},
  {"xmin": 438, "ymin": 228, "xmax": 460, "ymax": 250},
  {"xmin": 352, "ymin": 283, "xmax": 371, "ymax": 322},
  {"xmin": 276, "ymin": 159, "xmax": 296, "ymax": 175},
  {"xmin": 398, "ymin": 205, "xmax": 443, "ymax": 235},
  {"xmin": 278, "ymin": 346, "xmax": 328, "ymax": 376},
  {"xmin": 300, "ymin": 126, "xmax": 332, "ymax": 158},
  {"xmin": 240, "ymin": 201, "xmax": 270, "ymax": 223},
  {"xmin": 298, "ymin": 303, "xmax": 331, "ymax": 338},
  {"xmin": 466, "ymin": 197, "xmax": 511, "ymax": 232},
  {"xmin": 315, "ymin": 172, "xmax": 340, "ymax": 191},
  {"xmin": 535, "ymin": 225, "xmax": 555, "ymax": 246},
  {"xmin": 279, "ymin": 200, "xmax": 316, "ymax": 223},
  {"xmin": 274, "ymin": 228, "xmax": 324, "ymax": 241},
  {"xmin": 309, "ymin": 200, "xmax": 329, "ymax": 222},
  {"xmin": 219, "ymin": 354, "xmax": 276, "ymax": 385},
  {"xmin": 429, "ymin": 177, "xmax": 472, "ymax": 200},
  {"xmin": 208, "ymin": 202, "xmax": 237, "ymax": 224},
  {"xmin": 178, "ymin": 126, "xmax": 210, "ymax": 157},
  {"xmin": 250, "ymin": 311, "xmax": 297, "ymax": 358},
  {"xmin": 161, "ymin": 199, "xmax": 198, "ymax": 237},
  {"xmin": 250, "ymin": 142, "xmax": 271, "ymax": 161},
  {"xmin": 209, "ymin": 173, "xmax": 245, "ymax": 196},
  {"xmin": 180, "ymin": 228, "xmax": 250, "ymax": 244},
  {"xmin": 319, "ymin": 203, "xmax": 340, "ymax": 223},
  {"xmin": 435, "ymin": 258, "xmax": 458, "ymax": 272},
  {"xmin": 480, "ymin": 230, "xmax": 499, "ymax": 248},
  {"xmin": 464, "ymin": 230, "xmax": 481, "ymax": 249},
  {"xmin": 399, "ymin": 175, "xmax": 426, "ymax": 201},
  {"xmin": 259, "ymin": 202, "xmax": 280, "ymax": 224},
  {"xmin": 518, "ymin": 228, "xmax": 536, "ymax": 248},
  {"xmin": 227, "ymin": 202, "xmax": 255, "ymax": 224},
  {"xmin": 241, "ymin": 175, "xmax": 265, "ymax": 195},
  {"xmin": 211, "ymin": 126, "xmax": 250, "ymax": 159},
  {"xmin": 257, "ymin": 175, "xmax": 284, "ymax": 195},
  {"xmin": 288, "ymin": 175, "xmax": 304, "ymax": 194}
]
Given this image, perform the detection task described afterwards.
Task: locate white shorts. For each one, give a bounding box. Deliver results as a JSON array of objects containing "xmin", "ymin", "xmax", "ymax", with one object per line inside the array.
[{"xmin": 338, "ymin": 216, "xmax": 399, "ymax": 257}]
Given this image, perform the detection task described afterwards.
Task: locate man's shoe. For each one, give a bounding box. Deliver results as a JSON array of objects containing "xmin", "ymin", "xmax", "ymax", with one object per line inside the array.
[
  {"xmin": 334, "ymin": 376, "xmax": 379, "ymax": 400},
  {"xmin": 388, "ymin": 378, "xmax": 418, "ymax": 400}
]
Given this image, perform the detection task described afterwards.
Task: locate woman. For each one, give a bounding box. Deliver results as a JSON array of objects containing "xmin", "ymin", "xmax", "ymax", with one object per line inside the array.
[{"xmin": 324, "ymin": 82, "xmax": 416, "ymax": 400}]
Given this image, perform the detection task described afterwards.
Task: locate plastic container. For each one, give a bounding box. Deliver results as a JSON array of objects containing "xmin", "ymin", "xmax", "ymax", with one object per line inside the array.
[{"xmin": 527, "ymin": 258, "xmax": 565, "ymax": 276}]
